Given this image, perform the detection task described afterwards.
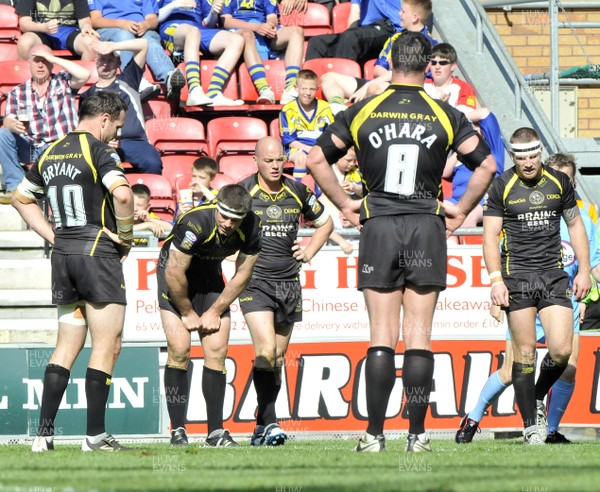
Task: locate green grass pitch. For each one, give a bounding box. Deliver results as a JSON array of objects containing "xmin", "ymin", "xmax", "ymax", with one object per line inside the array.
[{"xmin": 2, "ymin": 438, "xmax": 600, "ymax": 491}]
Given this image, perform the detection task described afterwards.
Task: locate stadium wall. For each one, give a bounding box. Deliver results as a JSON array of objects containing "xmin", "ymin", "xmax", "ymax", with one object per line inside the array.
[{"xmin": 486, "ymin": 4, "xmax": 600, "ymax": 137}]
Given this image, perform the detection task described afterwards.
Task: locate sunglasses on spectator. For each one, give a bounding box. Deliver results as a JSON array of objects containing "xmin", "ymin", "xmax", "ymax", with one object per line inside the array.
[{"xmin": 430, "ymin": 60, "xmax": 451, "ymax": 66}]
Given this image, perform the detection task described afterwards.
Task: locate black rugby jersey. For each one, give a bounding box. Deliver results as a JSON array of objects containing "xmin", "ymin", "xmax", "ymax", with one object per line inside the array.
[
  {"xmin": 238, "ymin": 174, "xmax": 328, "ymax": 279},
  {"xmin": 318, "ymin": 83, "xmax": 479, "ymax": 222},
  {"xmin": 158, "ymin": 202, "xmax": 262, "ymax": 275},
  {"xmin": 483, "ymin": 165, "xmax": 577, "ymax": 275},
  {"xmin": 18, "ymin": 131, "xmax": 129, "ymax": 257}
]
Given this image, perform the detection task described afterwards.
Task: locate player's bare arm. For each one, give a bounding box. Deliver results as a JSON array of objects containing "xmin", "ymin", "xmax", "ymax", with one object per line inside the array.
[
  {"xmin": 165, "ymin": 249, "xmax": 203, "ymax": 332},
  {"xmin": 566, "ymin": 211, "xmax": 591, "ymax": 300},
  {"xmin": 483, "ymin": 215, "xmax": 509, "ymax": 307}
]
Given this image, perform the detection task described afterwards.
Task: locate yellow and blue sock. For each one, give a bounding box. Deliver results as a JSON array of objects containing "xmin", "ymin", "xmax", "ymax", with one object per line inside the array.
[
  {"xmin": 249, "ymin": 64, "xmax": 269, "ymax": 92},
  {"xmin": 185, "ymin": 61, "xmax": 201, "ymax": 93},
  {"xmin": 284, "ymin": 65, "xmax": 300, "ymax": 90},
  {"xmin": 207, "ymin": 66, "xmax": 230, "ymax": 98}
]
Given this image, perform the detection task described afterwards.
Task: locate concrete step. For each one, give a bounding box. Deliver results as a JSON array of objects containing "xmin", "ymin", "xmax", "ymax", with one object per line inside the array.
[
  {"xmin": 0, "ymin": 259, "xmax": 51, "ymax": 289},
  {"xmin": 0, "ymin": 249, "xmax": 47, "ymax": 259},
  {"xmin": 0, "ymin": 204, "xmax": 28, "ymax": 232},
  {"xmin": 0, "ymin": 289, "xmax": 52, "ymax": 307},
  {"xmin": 0, "ymin": 308, "xmax": 56, "ymax": 320},
  {"xmin": 0, "ymin": 320, "xmax": 57, "ymax": 344},
  {"xmin": 0, "ymin": 230, "xmax": 45, "ymax": 249}
]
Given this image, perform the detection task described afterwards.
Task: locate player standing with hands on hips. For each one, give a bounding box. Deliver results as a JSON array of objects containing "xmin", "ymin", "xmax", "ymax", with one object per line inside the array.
[{"xmin": 306, "ymin": 32, "xmax": 497, "ymax": 452}]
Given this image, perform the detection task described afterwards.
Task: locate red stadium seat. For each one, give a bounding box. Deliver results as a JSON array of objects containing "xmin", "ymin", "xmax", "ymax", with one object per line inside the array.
[
  {"xmin": 461, "ymin": 235, "xmax": 484, "ymax": 245},
  {"xmin": 441, "ymin": 178, "xmax": 452, "ymax": 201},
  {"xmin": 143, "ymin": 99, "xmax": 174, "ymax": 120},
  {"xmin": 0, "ymin": 43, "xmax": 18, "ymax": 62},
  {"xmin": 332, "ymin": 2, "xmax": 352, "ymax": 34},
  {"xmin": 270, "ymin": 118, "xmax": 281, "ymax": 139},
  {"xmin": 238, "ymin": 60, "xmax": 286, "ymax": 105},
  {"xmin": 363, "ymin": 59, "xmax": 377, "ymax": 80},
  {"xmin": 127, "ymin": 173, "xmax": 174, "ymax": 199},
  {"xmin": 0, "ymin": 5, "xmax": 20, "ymax": 42},
  {"xmin": 217, "ymin": 155, "xmax": 256, "ymax": 182},
  {"xmin": 211, "ymin": 172, "xmax": 236, "ymax": 189},
  {"xmin": 0, "ymin": 60, "xmax": 30, "ymax": 95},
  {"xmin": 280, "ymin": 3, "xmax": 332, "ymax": 37},
  {"xmin": 302, "ymin": 58, "xmax": 362, "ymax": 98},
  {"xmin": 145, "ymin": 117, "xmax": 208, "ymax": 156},
  {"xmin": 161, "ymin": 154, "xmax": 200, "ymax": 189},
  {"xmin": 207, "ymin": 116, "xmax": 268, "ymax": 158}
]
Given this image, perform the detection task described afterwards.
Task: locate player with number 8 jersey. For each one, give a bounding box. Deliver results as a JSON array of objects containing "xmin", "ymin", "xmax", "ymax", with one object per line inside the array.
[{"xmin": 307, "ymin": 32, "xmax": 497, "ymax": 453}]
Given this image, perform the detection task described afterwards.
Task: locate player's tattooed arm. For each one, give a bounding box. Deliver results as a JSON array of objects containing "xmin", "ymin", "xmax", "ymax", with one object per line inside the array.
[{"xmin": 563, "ymin": 205, "xmax": 580, "ymax": 223}]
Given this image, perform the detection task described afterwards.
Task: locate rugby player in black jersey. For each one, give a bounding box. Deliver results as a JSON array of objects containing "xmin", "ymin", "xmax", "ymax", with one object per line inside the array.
[
  {"xmin": 158, "ymin": 185, "xmax": 262, "ymax": 447},
  {"xmin": 238, "ymin": 137, "xmax": 333, "ymax": 446},
  {"xmin": 483, "ymin": 127, "xmax": 591, "ymax": 444},
  {"xmin": 13, "ymin": 91, "xmax": 134, "ymax": 452},
  {"xmin": 306, "ymin": 31, "xmax": 497, "ymax": 452}
]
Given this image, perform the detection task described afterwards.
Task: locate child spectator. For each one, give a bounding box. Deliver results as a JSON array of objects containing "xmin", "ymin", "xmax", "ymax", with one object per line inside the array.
[
  {"xmin": 132, "ymin": 183, "xmax": 173, "ymax": 244},
  {"xmin": 321, "ymin": 0, "xmax": 435, "ymax": 114},
  {"xmin": 221, "ymin": 0, "xmax": 304, "ymax": 104},
  {"xmin": 176, "ymin": 156, "xmax": 218, "ymax": 217},
  {"xmin": 279, "ymin": 69, "xmax": 334, "ymax": 180}
]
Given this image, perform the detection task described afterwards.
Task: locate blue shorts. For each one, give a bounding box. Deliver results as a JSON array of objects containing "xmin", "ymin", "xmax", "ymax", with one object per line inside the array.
[
  {"xmin": 37, "ymin": 26, "xmax": 79, "ymax": 51},
  {"xmin": 160, "ymin": 20, "xmax": 221, "ymax": 54},
  {"xmin": 229, "ymin": 24, "xmax": 282, "ymax": 60}
]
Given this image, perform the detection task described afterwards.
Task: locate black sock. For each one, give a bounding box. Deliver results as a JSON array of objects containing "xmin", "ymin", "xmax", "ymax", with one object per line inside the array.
[
  {"xmin": 164, "ymin": 366, "xmax": 189, "ymax": 429},
  {"xmin": 202, "ymin": 366, "xmax": 226, "ymax": 434},
  {"xmin": 402, "ymin": 349, "xmax": 434, "ymax": 435},
  {"xmin": 38, "ymin": 364, "xmax": 70, "ymax": 437},
  {"xmin": 85, "ymin": 368, "xmax": 112, "ymax": 436},
  {"xmin": 365, "ymin": 346, "xmax": 396, "ymax": 436},
  {"xmin": 253, "ymin": 367, "xmax": 278, "ymax": 426},
  {"xmin": 535, "ymin": 353, "xmax": 568, "ymax": 401},
  {"xmin": 512, "ymin": 362, "xmax": 536, "ymax": 428}
]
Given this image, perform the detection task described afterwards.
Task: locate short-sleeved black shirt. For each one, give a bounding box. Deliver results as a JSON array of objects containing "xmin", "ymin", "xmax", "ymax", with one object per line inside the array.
[
  {"xmin": 18, "ymin": 131, "xmax": 129, "ymax": 257},
  {"xmin": 16, "ymin": 0, "xmax": 90, "ymax": 25},
  {"xmin": 238, "ymin": 174, "xmax": 328, "ymax": 280},
  {"xmin": 317, "ymin": 83, "xmax": 479, "ymax": 223},
  {"xmin": 157, "ymin": 202, "xmax": 262, "ymax": 278},
  {"xmin": 483, "ymin": 165, "xmax": 577, "ymax": 275}
]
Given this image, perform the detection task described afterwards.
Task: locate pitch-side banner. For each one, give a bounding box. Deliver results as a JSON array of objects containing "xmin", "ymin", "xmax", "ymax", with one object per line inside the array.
[
  {"xmin": 123, "ymin": 246, "xmax": 503, "ymax": 343},
  {"xmin": 183, "ymin": 338, "xmax": 600, "ymax": 434}
]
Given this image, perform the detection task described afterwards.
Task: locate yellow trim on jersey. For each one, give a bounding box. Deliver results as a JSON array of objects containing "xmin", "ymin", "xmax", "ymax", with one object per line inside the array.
[
  {"xmin": 419, "ymin": 90, "xmax": 454, "ymax": 150},
  {"xmin": 502, "ymin": 173, "xmax": 520, "ymax": 204},
  {"xmin": 249, "ymin": 184, "xmax": 261, "ymax": 197},
  {"xmin": 363, "ymin": 197, "xmax": 371, "ymax": 219},
  {"xmin": 542, "ymin": 169, "xmax": 563, "ymax": 194},
  {"xmin": 235, "ymin": 228, "xmax": 246, "ymax": 242},
  {"xmin": 502, "ymin": 226, "xmax": 510, "ymax": 275},
  {"xmin": 79, "ymin": 134, "xmax": 97, "ymax": 183},
  {"xmin": 90, "ymin": 228, "xmax": 103, "ymax": 256},
  {"xmin": 349, "ymin": 90, "xmax": 395, "ymax": 149},
  {"xmin": 203, "ymin": 225, "xmax": 218, "ymax": 245},
  {"xmin": 37, "ymin": 138, "xmax": 65, "ymax": 173},
  {"xmin": 282, "ymin": 183, "xmax": 303, "ymax": 207}
]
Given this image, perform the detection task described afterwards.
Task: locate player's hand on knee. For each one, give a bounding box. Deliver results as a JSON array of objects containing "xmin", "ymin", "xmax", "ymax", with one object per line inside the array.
[
  {"xmin": 181, "ymin": 312, "xmax": 202, "ymax": 332},
  {"xmin": 198, "ymin": 311, "xmax": 221, "ymax": 334}
]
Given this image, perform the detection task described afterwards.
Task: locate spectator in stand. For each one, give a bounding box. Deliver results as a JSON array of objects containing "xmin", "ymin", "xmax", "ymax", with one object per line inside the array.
[
  {"xmin": 0, "ymin": 46, "xmax": 90, "ymax": 204},
  {"xmin": 79, "ymin": 39, "xmax": 163, "ymax": 174},
  {"xmin": 424, "ymin": 43, "xmax": 477, "ymax": 115},
  {"xmin": 279, "ymin": 69, "xmax": 334, "ymax": 181},
  {"xmin": 158, "ymin": 0, "xmax": 245, "ymax": 106},
  {"xmin": 443, "ymin": 108, "xmax": 505, "ymax": 228},
  {"xmin": 16, "ymin": 0, "xmax": 98, "ymax": 60},
  {"xmin": 132, "ymin": 183, "xmax": 173, "ymax": 244},
  {"xmin": 89, "ymin": 0, "xmax": 185, "ymax": 101},
  {"xmin": 176, "ymin": 157, "xmax": 218, "ymax": 218},
  {"xmin": 321, "ymin": 0, "xmax": 435, "ymax": 115},
  {"xmin": 304, "ymin": 0, "xmax": 401, "ymax": 66},
  {"xmin": 325, "ymin": 148, "xmax": 361, "ymax": 253},
  {"xmin": 221, "ymin": 0, "xmax": 304, "ymax": 105}
]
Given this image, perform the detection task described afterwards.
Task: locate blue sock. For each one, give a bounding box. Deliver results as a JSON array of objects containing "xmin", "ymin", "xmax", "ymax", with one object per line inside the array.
[
  {"xmin": 468, "ymin": 371, "xmax": 507, "ymax": 422},
  {"xmin": 547, "ymin": 379, "xmax": 575, "ymax": 433}
]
